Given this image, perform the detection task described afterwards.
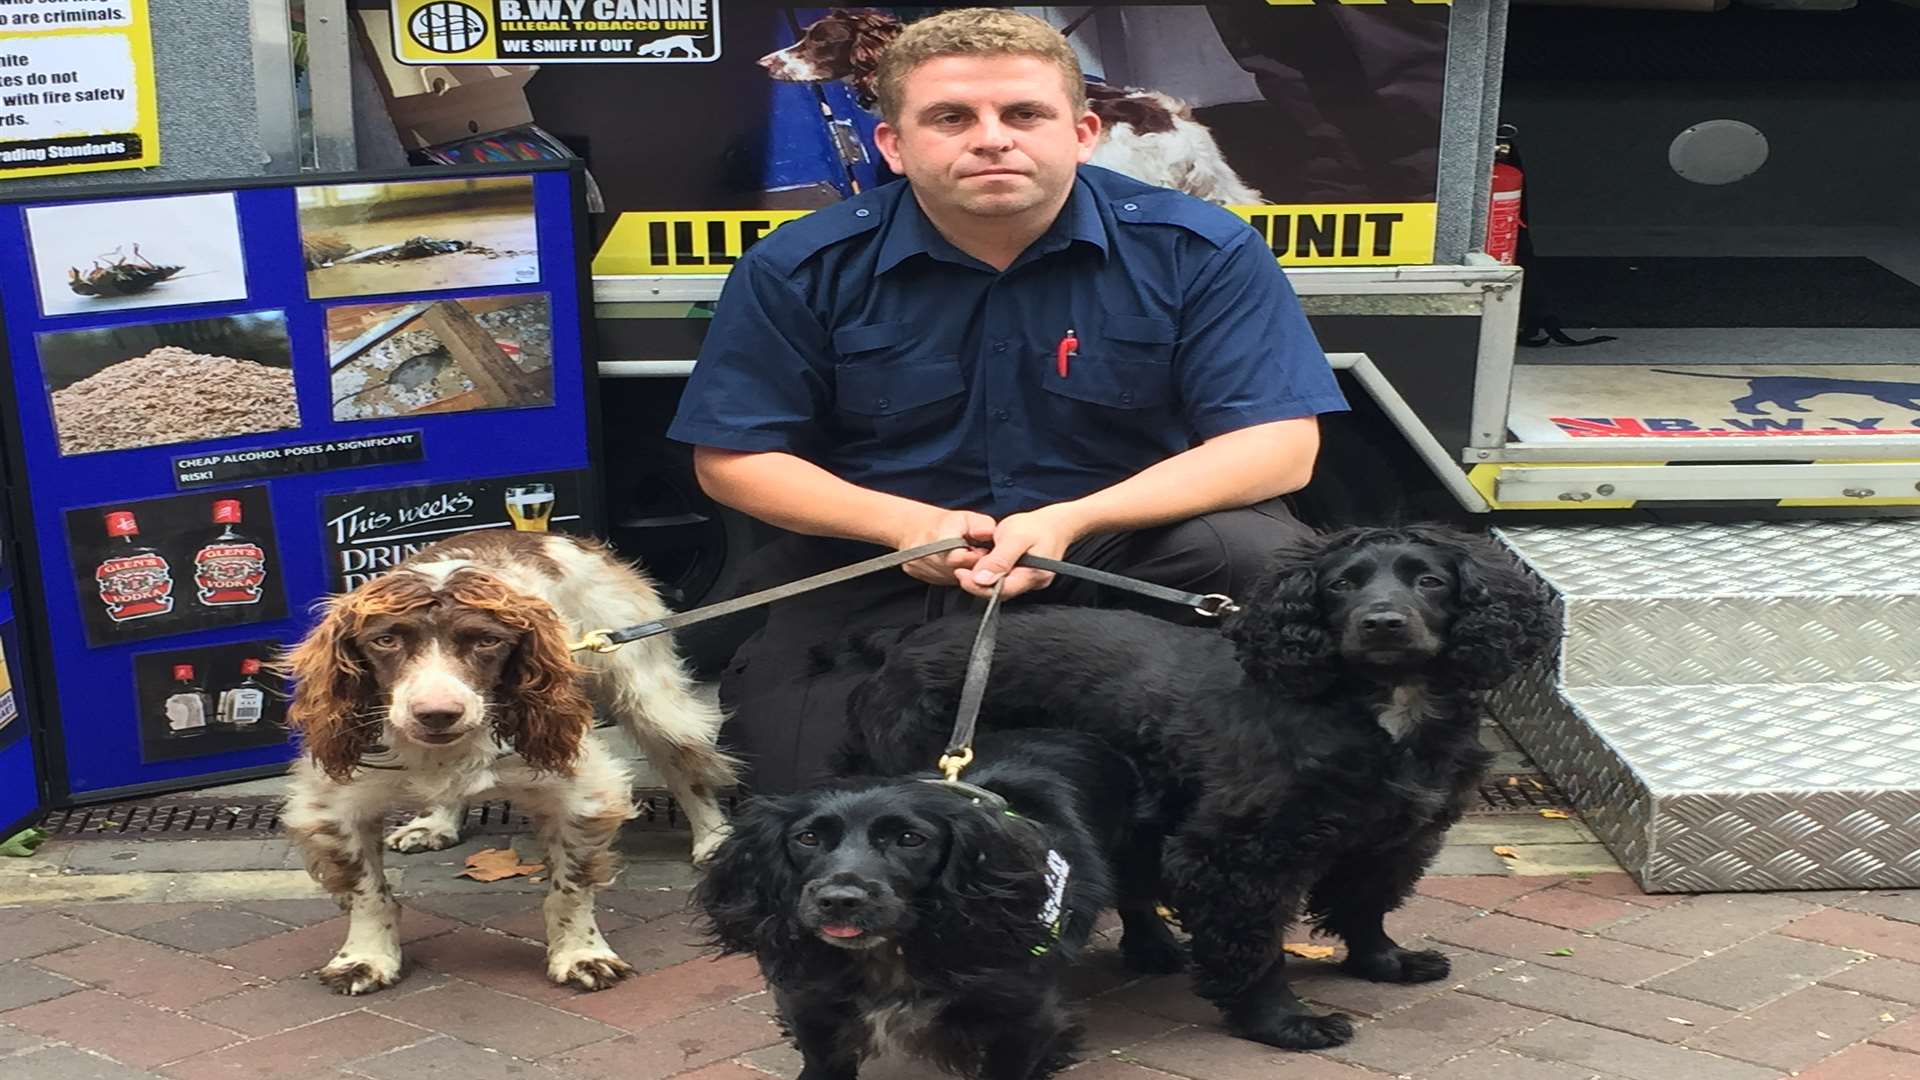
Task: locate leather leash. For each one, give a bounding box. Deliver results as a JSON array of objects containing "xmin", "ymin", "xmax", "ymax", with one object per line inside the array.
[
  {"xmin": 569, "ymin": 537, "xmax": 969, "ymax": 653},
  {"xmin": 568, "ymin": 538, "xmax": 1238, "ymax": 654}
]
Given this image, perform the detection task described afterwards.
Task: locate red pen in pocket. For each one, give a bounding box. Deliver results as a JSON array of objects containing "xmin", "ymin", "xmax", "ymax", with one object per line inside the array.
[{"xmin": 1056, "ymin": 329, "xmax": 1077, "ymax": 378}]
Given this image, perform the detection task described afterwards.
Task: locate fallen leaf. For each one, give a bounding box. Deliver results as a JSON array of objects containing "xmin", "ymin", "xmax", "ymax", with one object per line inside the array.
[
  {"xmin": 1493, "ymin": 846, "xmax": 1520, "ymax": 858},
  {"xmin": 1666, "ymin": 1017, "xmax": 1695, "ymax": 1026},
  {"xmin": 1540, "ymin": 809, "xmax": 1570, "ymax": 820},
  {"xmin": 1816, "ymin": 1031, "xmax": 1832, "ymax": 1040},
  {"xmin": 1546, "ymin": 947, "xmax": 1575, "ymax": 957},
  {"xmin": 458, "ymin": 847, "xmax": 545, "ymax": 882},
  {"xmin": 1882, "ymin": 1013, "xmax": 1898, "ymax": 1023},
  {"xmin": 1282, "ymin": 943, "xmax": 1337, "ymax": 960}
]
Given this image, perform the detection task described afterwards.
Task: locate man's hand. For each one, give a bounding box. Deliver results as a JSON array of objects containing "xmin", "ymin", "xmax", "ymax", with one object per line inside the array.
[
  {"xmin": 894, "ymin": 508, "xmax": 997, "ymax": 587},
  {"xmin": 962, "ymin": 505, "xmax": 1085, "ymax": 599}
]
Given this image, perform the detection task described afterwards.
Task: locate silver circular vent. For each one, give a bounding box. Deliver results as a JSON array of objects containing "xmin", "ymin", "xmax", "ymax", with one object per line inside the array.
[{"xmin": 1669, "ymin": 120, "xmax": 1769, "ymax": 185}]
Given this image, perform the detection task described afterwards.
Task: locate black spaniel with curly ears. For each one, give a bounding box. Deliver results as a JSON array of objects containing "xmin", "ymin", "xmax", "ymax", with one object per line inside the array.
[
  {"xmin": 838, "ymin": 525, "xmax": 1557, "ymax": 1052},
  {"xmin": 693, "ymin": 729, "xmax": 1176, "ymax": 1080}
]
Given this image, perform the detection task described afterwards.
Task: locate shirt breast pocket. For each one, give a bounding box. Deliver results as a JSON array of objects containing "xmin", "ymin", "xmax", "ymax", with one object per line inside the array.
[
  {"xmin": 831, "ymin": 321, "xmax": 966, "ymax": 450},
  {"xmin": 1042, "ymin": 314, "xmax": 1177, "ymax": 410}
]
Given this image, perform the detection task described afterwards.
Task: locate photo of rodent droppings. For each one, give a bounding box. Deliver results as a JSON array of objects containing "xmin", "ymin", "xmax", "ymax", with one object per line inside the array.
[
  {"xmin": 326, "ymin": 294, "xmax": 553, "ymax": 422},
  {"xmin": 36, "ymin": 312, "xmax": 299, "ymax": 456}
]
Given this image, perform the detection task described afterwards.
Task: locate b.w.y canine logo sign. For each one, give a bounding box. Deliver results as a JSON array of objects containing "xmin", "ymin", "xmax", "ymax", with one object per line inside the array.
[
  {"xmin": 392, "ymin": 0, "xmax": 719, "ymax": 63},
  {"xmin": 1509, "ymin": 364, "xmax": 1920, "ymax": 441}
]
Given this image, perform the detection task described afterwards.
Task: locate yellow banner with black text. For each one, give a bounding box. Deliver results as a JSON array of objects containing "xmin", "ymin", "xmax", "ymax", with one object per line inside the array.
[{"xmin": 592, "ymin": 202, "xmax": 1437, "ymax": 276}]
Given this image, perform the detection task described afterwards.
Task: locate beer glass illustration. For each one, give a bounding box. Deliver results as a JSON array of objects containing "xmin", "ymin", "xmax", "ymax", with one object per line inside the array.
[{"xmin": 504, "ymin": 482, "xmax": 555, "ymax": 532}]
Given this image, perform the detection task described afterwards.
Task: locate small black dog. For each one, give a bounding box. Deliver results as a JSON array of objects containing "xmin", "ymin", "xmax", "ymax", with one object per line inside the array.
[
  {"xmin": 840, "ymin": 526, "xmax": 1557, "ymax": 1051},
  {"xmin": 693, "ymin": 730, "xmax": 1176, "ymax": 1080}
]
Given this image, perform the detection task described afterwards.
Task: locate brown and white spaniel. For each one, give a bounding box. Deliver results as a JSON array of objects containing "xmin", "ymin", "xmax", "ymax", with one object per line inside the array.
[
  {"xmin": 279, "ymin": 530, "xmax": 735, "ymax": 995},
  {"xmin": 758, "ymin": 8, "xmax": 1265, "ymax": 205}
]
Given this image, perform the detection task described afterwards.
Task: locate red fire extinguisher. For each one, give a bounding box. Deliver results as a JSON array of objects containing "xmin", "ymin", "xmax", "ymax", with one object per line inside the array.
[{"xmin": 1487, "ymin": 124, "xmax": 1523, "ymax": 265}]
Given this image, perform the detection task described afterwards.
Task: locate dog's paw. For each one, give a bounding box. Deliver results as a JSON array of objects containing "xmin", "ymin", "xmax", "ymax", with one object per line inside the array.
[
  {"xmin": 385, "ymin": 818, "xmax": 461, "ymax": 854},
  {"xmin": 1344, "ymin": 946, "xmax": 1451, "ymax": 984},
  {"xmin": 317, "ymin": 952, "xmax": 403, "ymax": 995},
  {"xmin": 1233, "ymin": 1010, "xmax": 1354, "ymax": 1050},
  {"xmin": 549, "ymin": 948, "xmax": 635, "ymax": 992},
  {"xmin": 1121, "ymin": 929, "xmax": 1188, "ymax": 975},
  {"xmin": 690, "ymin": 823, "xmax": 732, "ymax": 868}
]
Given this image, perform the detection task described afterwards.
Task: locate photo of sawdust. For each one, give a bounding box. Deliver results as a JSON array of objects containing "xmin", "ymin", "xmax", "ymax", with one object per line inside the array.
[
  {"xmin": 36, "ymin": 312, "xmax": 299, "ymax": 456},
  {"xmin": 298, "ymin": 176, "xmax": 540, "ymax": 300},
  {"xmin": 25, "ymin": 193, "xmax": 249, "ymax": 318},
  {"xmin": 326, "ymin": 293, "xmax": 554, "ymax": 422}
]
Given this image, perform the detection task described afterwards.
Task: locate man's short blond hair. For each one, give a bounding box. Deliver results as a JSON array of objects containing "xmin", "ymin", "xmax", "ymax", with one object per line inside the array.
[{"xmin": 874, "ymin": 8, "xmax": 1087, "ymax": 125}]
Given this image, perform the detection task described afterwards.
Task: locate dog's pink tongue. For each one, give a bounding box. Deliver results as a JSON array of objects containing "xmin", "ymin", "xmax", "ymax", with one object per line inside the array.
[{"xmin": 821, "ymin": 926, "xmax": 864, "ymax": 939}]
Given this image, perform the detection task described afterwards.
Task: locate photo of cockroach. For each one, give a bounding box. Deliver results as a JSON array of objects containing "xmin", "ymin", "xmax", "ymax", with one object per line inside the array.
[
  {"xmin": 66, "ymin": 245, "xmax": 185, "ymax": 299},
  {"xmin": 26, "ymin": 193, "xmax": 249, "ymax": 317}
]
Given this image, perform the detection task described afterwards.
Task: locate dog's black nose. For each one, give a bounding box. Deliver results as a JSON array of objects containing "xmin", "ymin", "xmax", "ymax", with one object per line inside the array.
[
  {"xmin": 1359, "ymin": 611, "xmax": 1409, "ymax": 634},
  {"xmin": 413, "ymin": 707, "xmax": 465, "ymax": 731},
  {"xmin": 812, "ymin": 884, "xmax": 868, "ymax": 916}
]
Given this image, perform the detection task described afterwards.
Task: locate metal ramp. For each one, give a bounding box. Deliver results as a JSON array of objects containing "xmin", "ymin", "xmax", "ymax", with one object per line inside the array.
[{"xmin": 1488, "ymin": 520, "xmax": 1920, "ymax": 893}]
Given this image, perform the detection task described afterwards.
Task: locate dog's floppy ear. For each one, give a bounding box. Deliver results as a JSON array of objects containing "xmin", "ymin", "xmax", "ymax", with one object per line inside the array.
[
  {"xmin": 846, "ymin": 12, "xmax": 903, "ymax": 107},
  {"xmin": 1430, "ymin": 528, "xmax": 1557, "ymax": 690},
  {"xmin": 1221, "ymin": 531, "xmax": 1341, "ymax": 696},
  {"xmin": 279, "ymin": 574, "xmax": 431, "ymax": 782},
  {"xmin": 691, "ymin": 794, "xmax": 804, "ymax": 959},
  {"xmin": 911, "ymin": 800, "xmax": 1053, "ymax": 971}
]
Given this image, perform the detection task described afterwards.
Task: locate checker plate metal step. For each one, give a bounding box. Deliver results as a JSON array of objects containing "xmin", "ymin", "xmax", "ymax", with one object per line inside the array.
[
  {"xmin": 1491, "ymin": 519, "xmax": 1920, "ymax": 892},
  {"xmin": 1499, "ymin": 521, "xmax": 1920, "ymax": 687}
]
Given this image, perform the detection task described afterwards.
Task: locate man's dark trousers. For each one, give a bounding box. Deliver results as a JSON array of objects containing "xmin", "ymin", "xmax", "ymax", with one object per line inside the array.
[{"xmin": 715, "ymin": 496, "xmax": 1315, "ymax": 794}]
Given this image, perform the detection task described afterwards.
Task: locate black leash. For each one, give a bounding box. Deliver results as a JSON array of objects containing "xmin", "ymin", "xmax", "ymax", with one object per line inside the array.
[
  {"xmin": 570, "ymin": 537, "xmax": 970, "ymax": 652},
  {"xmin": 935, "ymin": 575, "xmax": 1007, "ymax": 785},
  {"xmin": 570, "ymin": 537, "xmax": 1238, "ymax": 653}
]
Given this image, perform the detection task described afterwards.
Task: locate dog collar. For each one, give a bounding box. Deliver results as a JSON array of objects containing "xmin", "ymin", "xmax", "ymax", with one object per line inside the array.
[
  {"xmin": 915, "ymin": 776, "xmax": 1008, "ymax": 812},
  {"xmin": 1032, "ymin": 847, "xmax": 1071, "ymax": 956}
]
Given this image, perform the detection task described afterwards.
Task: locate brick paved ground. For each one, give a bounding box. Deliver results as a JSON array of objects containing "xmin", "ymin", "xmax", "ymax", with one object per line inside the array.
[
  {"xmin": 2, "ymin": 839, "xmax": 1919, "ymax": 1080},
  {"xmin": 2, "ymin": 722, "xmax": 1915, "ymax": 1078}
]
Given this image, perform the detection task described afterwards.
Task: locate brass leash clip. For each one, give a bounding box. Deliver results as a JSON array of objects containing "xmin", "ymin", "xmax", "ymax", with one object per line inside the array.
[{"xmin": 569, "ymin": 629, "xmax": 620, "ymax": 654}]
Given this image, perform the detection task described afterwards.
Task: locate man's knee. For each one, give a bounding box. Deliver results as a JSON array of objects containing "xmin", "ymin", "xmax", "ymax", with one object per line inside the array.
[{"xmin": 1188, "ymin": 497, "xmax": 1316, "ymax": 595}]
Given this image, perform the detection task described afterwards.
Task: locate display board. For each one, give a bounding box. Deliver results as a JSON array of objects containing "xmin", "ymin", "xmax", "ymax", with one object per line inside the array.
[
  {"xmin": 500, "ymin": 2, "xmax": 1450, "ymax": 274},
  {"xmin": 0, "ymin": 161, "xmax": 602, "ymax": 800}
]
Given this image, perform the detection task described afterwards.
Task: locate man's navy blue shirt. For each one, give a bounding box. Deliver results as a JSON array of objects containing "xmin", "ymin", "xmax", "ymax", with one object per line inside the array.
[{"xmin": 667, "ymin": 164, "xmax": 1348, "ymax": 518}]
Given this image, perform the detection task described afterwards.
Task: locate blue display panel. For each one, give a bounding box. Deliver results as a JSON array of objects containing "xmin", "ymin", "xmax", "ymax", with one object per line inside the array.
[{"xmin": 0, "ymin": 162, "xmax": 602, "ymax": 800}]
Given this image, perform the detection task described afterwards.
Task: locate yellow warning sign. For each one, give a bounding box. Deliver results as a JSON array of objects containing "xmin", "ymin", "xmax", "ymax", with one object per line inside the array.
[
  {"xmin": 593, "ymin": 202, "xmax": 1437, "ymax": 276},
  {"xmin": 0, "ymin": 0, "xmax": 161, "ymax": 180},
  {"xmin": 390, "ymin": 0, "xmax": 720, "ymax": 65},
  {"xmin": 1228, "ymin": 203, "xmax": 1436, "ymax": 266},
  {"xmin": 595, "ymin": 210, "xmax": 810, "ymax": 274}
]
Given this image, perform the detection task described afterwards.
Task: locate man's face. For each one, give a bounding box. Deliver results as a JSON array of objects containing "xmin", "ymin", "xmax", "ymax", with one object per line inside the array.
[{"xmin": 874, "ymin": 53, "xmax": 1100, "ymax": 223}]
